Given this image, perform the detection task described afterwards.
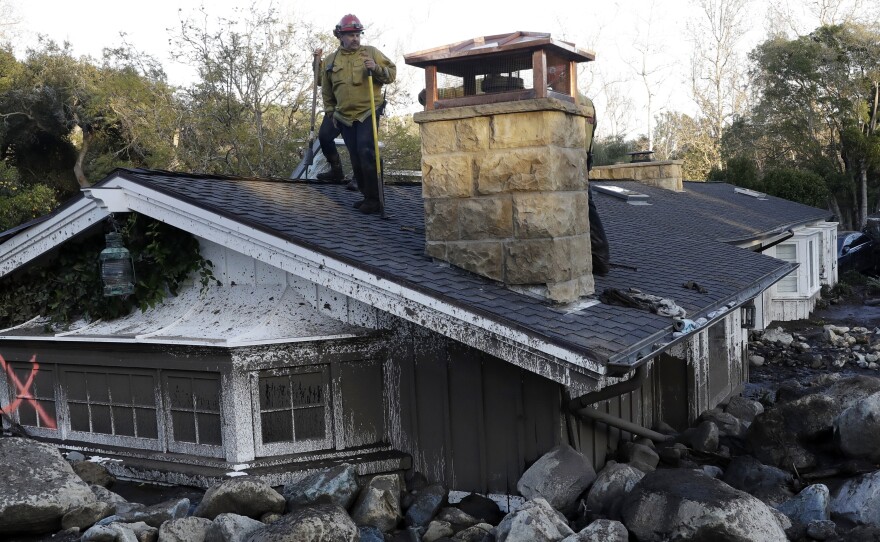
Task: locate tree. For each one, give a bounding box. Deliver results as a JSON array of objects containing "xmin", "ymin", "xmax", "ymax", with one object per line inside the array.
[
  {"xmin": 171, "ymin": 3, "xmax": 317, "ymax": 177},
  {"xmin": 748, "ymin": 23, "xmax": 880, "ymax": 228},
  {"xmin": 687, "ymin": 0, "xmax": 751, "ymax": 169},
  {"xmin": 0, "ymin": 40, "xmax": 180, "ymax": 194},
  {"xmin": 653, "ymin": 111, "xmax": 718, "ymax": 180}
]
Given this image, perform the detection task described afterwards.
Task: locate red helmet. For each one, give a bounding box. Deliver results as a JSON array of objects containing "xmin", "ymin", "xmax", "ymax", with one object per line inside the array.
[{"xmin": 334, "ymin": 14, "xmax": 364, "ymax": 37}]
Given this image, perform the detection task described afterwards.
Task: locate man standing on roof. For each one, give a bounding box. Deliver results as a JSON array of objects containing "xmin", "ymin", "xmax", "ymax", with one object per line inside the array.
[{"xmin": 322, "ymin": 14, "xmax": 396, "ymax": 214}]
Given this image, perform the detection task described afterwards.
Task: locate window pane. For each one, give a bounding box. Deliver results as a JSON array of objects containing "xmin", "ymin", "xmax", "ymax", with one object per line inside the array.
[
  {"xmin": 92, "ymin": 405, "xmax": 112, "ymax": 434},
  {"xmin": 69, "ymin": 403, "xmax": 90, "ymax": 432},
  {"xmin": 778, "ymin": 275, "xmax": 797, "ymax": 293},
  {"xmin": 33, "ymin": 369, "xmax": 54, "ymax": 399},
  {"xmin": 192, "ymin": 379, "xmax": 220, "ymax": 412},
  {"xmin": 291, "ymin": 373, "xmax": 323, "ymax": 407},
  {"xmin": 294, "ymin": 407, "xmax": 326, "ymax": 440},
  {"xmin": 135, "ymin": 408, "xmax": 158, "ymax": 439},
  {"xmin": 108, "ymin": 374, "xmax": 131, "ymax": 404},
  {"xmin": 776, "ymin": 244, "xmax": 796, "ymax": 262},
  {"xmin": 173, "ymin": 411, "xmax": 197, "ymax": 442},
  {"xmin": 260, "ymin": 376, "xmax": 291, "ymax": 410},
  {"xmin": 113, "ymin": 406, "xmax": 135, "ymax": 436},
  {"xmin": 87, "ymin": 373, "xmax": 110, "ymax": 402},
  {"xmin": 131, "ymin": 376, "xmax": 156, "ymax": 406},
  {"xmin": 261, "ymin": 410, "xmax": 293, "ymax": 443},
  {"xmin": 197, "ymin": 413, "xmax": 222, "ymax": 445},
  {"xmin": 168, "ymin": 378, "xmax": 193, "ymax": 409},
  {"xmin": 67, "ymin": 372, "xmax": 88, "ymax": 401},
  {"xmin": 18, "ymin": 402, "xmax": 37, "ymax": 426},
  {"xmin": 37, "ymin": 401, "xmax": 56, "ymax": 428}
]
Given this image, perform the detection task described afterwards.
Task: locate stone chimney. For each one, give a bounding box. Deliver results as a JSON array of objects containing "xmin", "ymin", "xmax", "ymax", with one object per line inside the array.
[{"xmin": 405, "ymin": 32, "xmax": 596, "ymax": 304}]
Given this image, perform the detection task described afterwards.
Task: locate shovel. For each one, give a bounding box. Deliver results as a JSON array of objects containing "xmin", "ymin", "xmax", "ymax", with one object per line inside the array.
[{"xmin": 366, "ymin": 68, "xmax": 387, "ymax": 219}]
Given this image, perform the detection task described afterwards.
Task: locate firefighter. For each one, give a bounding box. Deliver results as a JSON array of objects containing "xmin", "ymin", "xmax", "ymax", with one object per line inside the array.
[{"xmin": 321, "ymin": 14, "xmax": 396, "ymax": 214}]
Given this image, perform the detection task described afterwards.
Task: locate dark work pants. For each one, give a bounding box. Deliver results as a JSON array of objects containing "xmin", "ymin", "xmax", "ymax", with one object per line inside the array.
[
  {"xmin": 340, "ymin": 117, "xmax": 380, "ymax": 201},
  {"xmin": 318, "ymin": 114, "xmax": 341, "ymax": 159}
]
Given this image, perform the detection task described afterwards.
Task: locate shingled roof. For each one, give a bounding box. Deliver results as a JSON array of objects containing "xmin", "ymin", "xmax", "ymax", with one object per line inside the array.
[
  {"xmin": 592, "ymin": 180, "xmax": 833, "ymax": 245},
  {"xmin": 19, "ymin": 168, "xmax": 785, "ymax": 372}
]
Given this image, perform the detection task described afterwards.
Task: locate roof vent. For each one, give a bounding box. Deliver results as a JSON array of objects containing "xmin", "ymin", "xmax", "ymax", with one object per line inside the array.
[
  {"xmin": 733, "ymin": 187, "xmax": 768, "ymax": 200},
  {"xmin": 593, "ymin": 185, "xmax": 651, "ymax": 205}
]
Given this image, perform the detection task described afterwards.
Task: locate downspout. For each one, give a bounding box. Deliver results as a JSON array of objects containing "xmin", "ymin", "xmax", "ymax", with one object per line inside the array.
[{"xmin": 565, "ymin": 365, "xmax": 674, "ymax": 444}]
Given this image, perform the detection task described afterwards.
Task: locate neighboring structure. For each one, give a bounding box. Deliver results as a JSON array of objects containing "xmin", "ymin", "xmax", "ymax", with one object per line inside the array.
[
  {"xmin": 0, "ymin": 31, "xmax": 819, "ymax": 500},
  {"xmin": 592, "ymin": 167, "xmax": 837, "ymax": 325}
]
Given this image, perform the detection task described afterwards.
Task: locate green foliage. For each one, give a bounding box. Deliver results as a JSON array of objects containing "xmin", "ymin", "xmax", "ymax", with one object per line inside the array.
[
  {"xmin": 708, "ymin": 156, "xmax": 762, "ymax": 190},
  {"xmin": 0, "ymin": 214, "xmax": 216, "ymax": 329},
  {"xmin": 0, "ymin": 180, "xmax": 57, "ymax": 231},
  {"xmin": 380, "ymin": 115, "xmax": 422, "ymax": 176},
  {"xmin": 762, "ymin": 168, "xmax": 829, "ymax": 208},
  {"xmin": 592, "ymin": 135, "xmax": 636, "ymax": 166}
]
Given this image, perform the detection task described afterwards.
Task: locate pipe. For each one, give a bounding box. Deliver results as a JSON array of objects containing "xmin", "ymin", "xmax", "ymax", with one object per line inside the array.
[
  {"xmin": 754, "ymin": 230, "xmax": 794, "ymax": 253},
  {"xmin": 567, "ymin": 364, "xmax": 648, "ymax": 412},
  {"xmin": 574, "ymin": 406, "xmax": 674, "ymax": 443}
]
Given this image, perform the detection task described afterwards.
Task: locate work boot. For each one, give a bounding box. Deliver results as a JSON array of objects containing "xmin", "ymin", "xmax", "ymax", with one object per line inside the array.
[
  {"xmin": 317, "ymin": 154, "xmax": 344, "ymax": 182},
  {"xmin": 345, "ymin": 179, "xmax": 359, "ymax": 191},
  {"xmin": 359, "ymin": 200, "xmax": 381, "ymax": 214},
  {"xmin": 353, "ymin": 199, "xmax": 365, "ymax": 209}
]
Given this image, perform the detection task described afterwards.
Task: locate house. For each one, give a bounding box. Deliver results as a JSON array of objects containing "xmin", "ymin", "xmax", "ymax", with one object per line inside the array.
[
  {"xmin": 591, "ymin": 161, "xmax": 837, "ymax": 325},
  {"xmin": 0, "ymin": 32, "xmax": 804, "ymax": 502}
]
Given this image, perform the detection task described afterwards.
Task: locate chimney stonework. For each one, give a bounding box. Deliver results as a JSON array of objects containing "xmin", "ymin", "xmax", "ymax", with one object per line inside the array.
[{"xmin": 414, "ymin": 98, "xmax": 594, "ymax": 303}]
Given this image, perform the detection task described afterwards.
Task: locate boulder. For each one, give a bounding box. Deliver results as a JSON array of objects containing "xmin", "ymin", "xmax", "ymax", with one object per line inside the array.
[
  {"xmin": 91, "ymin": 485, "xmax": 129, "ymax": 506},
  {"xmin": 746, "ymin": 394, "xmax": 838, "ymax": 471},
  {"xmin": 82, "ymin": 521, "xmax": 158, "ymax": 542},
  {"xmin": 356, "ymin": 525, "xmax": 384, "ymax": 542},
  {"xmin": 495, "ymin": 498, "xmax": 573, "ymax": 542},
  {"xmin": 776, "ymin": 484, "xmax": 830, "ymax": 526},
  {"xmin": 831, "ymin": 470, "xmax": 880, "ymax": 526},
  {"xmin": 516, "ymin": 444, "xmax": 596, "ymax": 514},
  {"xmin": 71, "ymin": 460, "xmax": 117, "ymax": 488},
  {"xmin": 282, "ymin": 464, "xmax": 360, "ymax": 511},
  {"xmin": 698, "ymin": 408, "xmax": 746, "ymax": 439},
  {"xmin": 807, "ymin": 519, "xmax": 837, "ymax": 540},
  {"xmin": 722, "ymin": 455, "xmax": 794, "ymax": 506},
  {"xmin": 835, "ymin": 392, "xmax": 880, "ymax": 461},
  {"xmin": 158, "ymin": 517, "xmax": 213, "ymax": 542},
  {"xmin": 435, "ymin": 506, "xmax": 478, "ymax": 531},
  {"xmin": 584, "ymin": 461, "xmax": 644, "ymax": 519},
  {"xmin": 617, "ymin": 441, "xmax": 659, "ymax": 472},
  {"xmin": 349, "ymin": 474, "xmax": 402, "ymax": 532},
  {"xmin": 762, "ymin": 327, "xmax": 793, "ymax": 346},
  {"xmin": 61, "ymin": 501, "xmax": 114, "ymax": 530},
  {"xmin": 205, "ymin": 513, "xmax": 265, "ymax": 542},
  {"xmin": 0, "ymin": 437, "xmax": 98, "ymax": 534},
  {"xmin": 451, "ymin": 522, "xmax": 493, "ymax": 541},
  {"xmin": 455, "ymin": 493, "xmax": 503, "ymax": 525},
  {"xmin": 246, "ymin": 504, "xmax": 357, "ymax": 542},
  {"xmin": 725, "ymin": 396, "xmax": 763, "ymax": 423},
  {"xmin": 194, "ymin": 478, "xmax": 285, "ymax": 520},
  {"xmin": 620, "ymin": 468, "xmax": 788, "ymax": 541},
  {"xmin": 97, "ymin": 498, "xmax": 190, "ymax": 528},
  {"xmin": 561, "ymin": 519, "xmax": 628, "ymax": 542},
  {"xmin": 680, "ymin": 420, "xmax": 719, "ymax": 452},
  {"xmin": 404, "ymin": 482, "xmax": 446, "ymax": 527},
  {"xmin": 423, "ymin": 520, "xmax": 455, "ymax": 542}
]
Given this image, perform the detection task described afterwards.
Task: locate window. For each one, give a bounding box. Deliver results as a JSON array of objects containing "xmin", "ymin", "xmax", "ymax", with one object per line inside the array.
[
  {"xmin": 776, "ymin": 243, "xmax": 798, "ymax": 293},
  {"xmin": 165, "ymin": 374, "xmax": 223, "ymax": 449},
  {"xmin": 66, "ymin": 370, "xmax": 157, "ymax": 439},
  {"xmin": 809, "ymin": 240, "xmax": 816, "ymax": 288},
  {"xmin": 5, "ymin": 361, "xmax": 56, "ymax": 430},
  {"xmin": 253, "ymin": 365, "xmax": 331, "ymax": 454}
]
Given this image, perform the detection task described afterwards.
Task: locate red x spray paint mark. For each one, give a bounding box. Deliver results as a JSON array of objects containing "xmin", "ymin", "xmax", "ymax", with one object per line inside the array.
[{"xmin": 0, "ymin": 354, "xmax": 57, "ymax": 429}]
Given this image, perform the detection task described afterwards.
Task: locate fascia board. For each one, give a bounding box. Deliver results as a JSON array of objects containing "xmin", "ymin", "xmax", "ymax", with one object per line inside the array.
[
  {"xmin": 0, "ymin": 197, "xmax": 109, "ymax": 278},
  {"xmin": 98, "ymin": 176, "xmax": 606, "ymax": 382}
]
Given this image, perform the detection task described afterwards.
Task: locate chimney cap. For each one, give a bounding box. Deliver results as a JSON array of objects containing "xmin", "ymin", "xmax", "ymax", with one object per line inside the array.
[{"xmin": 404, "ymin": 31, "xmax": 595, "ymax": 68}]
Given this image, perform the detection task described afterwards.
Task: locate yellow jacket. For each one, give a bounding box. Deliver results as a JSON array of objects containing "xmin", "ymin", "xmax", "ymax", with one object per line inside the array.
[{"xmin": 321, "ymin": 45, "xmax": 396, "ymax": 126}]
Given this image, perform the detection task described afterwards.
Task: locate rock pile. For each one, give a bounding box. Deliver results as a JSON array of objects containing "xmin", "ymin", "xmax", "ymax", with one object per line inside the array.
[
  {"xmin": 5, "ymin": 370, "xmax": 880, "ymax": 540},
  {"xmin": 750, "ymin": 325, "xmax": 880, "ymax": 372}
]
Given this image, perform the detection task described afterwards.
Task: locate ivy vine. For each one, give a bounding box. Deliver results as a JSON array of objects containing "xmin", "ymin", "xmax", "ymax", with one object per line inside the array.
[{"xmin": 0, "ymin": 213, "xmax": 217, "ymax": 330}]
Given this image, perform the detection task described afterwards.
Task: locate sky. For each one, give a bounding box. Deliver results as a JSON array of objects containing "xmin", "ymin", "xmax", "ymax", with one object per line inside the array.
[{"xmin": 6, "ymin": 0, "xmax": 875, "ymax": 139}]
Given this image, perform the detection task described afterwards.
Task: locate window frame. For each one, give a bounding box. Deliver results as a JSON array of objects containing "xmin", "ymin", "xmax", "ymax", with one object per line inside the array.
[
  {"xmin": 60, "ymin": 366, "xmax": 165, "ymax": 451},
  {"xmin": 162, "ymin": 371, "xmax": 225, "ymax": 457},
  {"xmin": 250, "ymin": 364, "xmax": 333, "ymax": 457}
]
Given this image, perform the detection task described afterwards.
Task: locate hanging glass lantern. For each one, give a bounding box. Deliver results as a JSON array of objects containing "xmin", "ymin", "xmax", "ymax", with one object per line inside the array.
[{"xmin": 100, "ymin": 232, "xmax": 135, "ymax": 296}]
